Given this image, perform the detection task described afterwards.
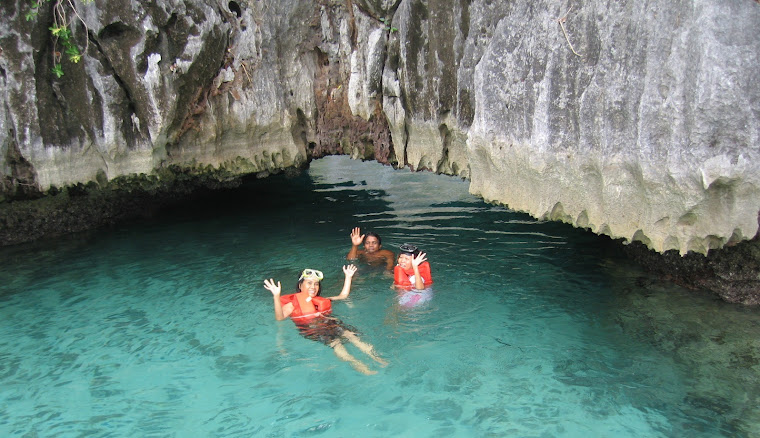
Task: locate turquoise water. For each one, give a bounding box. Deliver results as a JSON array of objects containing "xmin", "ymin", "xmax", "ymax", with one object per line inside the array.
[{"xmin": 1, "ymin": 156, "xmax": 759, "ymax": 437}]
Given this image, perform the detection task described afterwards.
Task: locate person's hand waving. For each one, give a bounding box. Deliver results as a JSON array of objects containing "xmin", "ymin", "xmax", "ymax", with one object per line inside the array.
[
  {"xmin": 412, "ymin": 252, "xmax": 427, "ymax": 267},
  {"xmin": 350, "ymin": 227, "xmax": 365, "ymax": 246},
  {"xmin": 263, "ymin": 278, "xmax": 281, "ymax": 296},
  {"xmin": 343, "ymin": 264, "xmax": 358, "ymax": 278}
]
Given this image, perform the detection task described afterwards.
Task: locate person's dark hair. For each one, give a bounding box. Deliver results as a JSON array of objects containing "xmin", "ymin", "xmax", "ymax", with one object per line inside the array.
[{"xmin": 364, "ymin": 231, "xmax": 382, "ymax": 245}]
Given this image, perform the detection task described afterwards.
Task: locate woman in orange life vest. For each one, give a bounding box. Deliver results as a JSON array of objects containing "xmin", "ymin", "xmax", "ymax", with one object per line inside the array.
[
  {"xmin": 393, "ymin": 244, "xmax": 433, "ymax": 290},
  {"xmin": 264, "ymin": 265, "xmax": 387, "ymax": 375}
]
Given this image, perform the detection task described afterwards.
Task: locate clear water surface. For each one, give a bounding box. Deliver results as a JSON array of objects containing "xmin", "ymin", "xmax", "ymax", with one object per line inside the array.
[{"xmin": 1, "ymin": 156, "xmax": 759, "ymax": 437}]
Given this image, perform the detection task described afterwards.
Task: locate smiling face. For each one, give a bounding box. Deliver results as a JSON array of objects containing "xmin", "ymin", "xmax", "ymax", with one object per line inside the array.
[
  {"xmin": 397, "ymin": 253, "xmax": 414, "ymax": 269},
  {"xmin": 363, "ymin": 235, "xmax": 381, "ymax": 253},
  {"xmin": 298, "ymin": 278, "xmax": 321, "ymax": 297}
]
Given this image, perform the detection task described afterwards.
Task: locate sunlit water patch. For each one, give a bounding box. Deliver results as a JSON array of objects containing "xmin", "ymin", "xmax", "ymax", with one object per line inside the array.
[{"xmin": 1, "ymin": 156, "xmax": 759, "ymax": 437}]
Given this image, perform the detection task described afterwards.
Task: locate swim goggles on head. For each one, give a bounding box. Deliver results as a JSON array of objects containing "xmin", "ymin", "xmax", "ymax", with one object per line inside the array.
[
  {"xmin": 299, "ymin": 269, "xmax": 324, "ymax": 281},
  {"xmin": 399, "ymin": 243, "xmax": 418, "ymax": 254}
]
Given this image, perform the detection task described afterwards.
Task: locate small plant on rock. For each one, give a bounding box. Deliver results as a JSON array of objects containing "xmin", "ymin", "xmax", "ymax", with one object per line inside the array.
[
  {"xmin": 379, "ymin": 17, "xmax": 397, "ymax": 33},
  {"xmin": 26, "ymin": 0, "xmax": 94, "ymax": 78}
]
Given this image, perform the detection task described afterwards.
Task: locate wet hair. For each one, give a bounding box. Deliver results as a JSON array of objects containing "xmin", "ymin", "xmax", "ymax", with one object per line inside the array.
[{"xmin": 364, "ymin": 232, "xmax": 382, "ymax": 245}]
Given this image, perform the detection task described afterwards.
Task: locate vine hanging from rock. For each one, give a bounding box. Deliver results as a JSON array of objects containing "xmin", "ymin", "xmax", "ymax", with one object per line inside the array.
[{"xmin": 26, "ymin": 0, "xmax": 94, "ymax": 78}]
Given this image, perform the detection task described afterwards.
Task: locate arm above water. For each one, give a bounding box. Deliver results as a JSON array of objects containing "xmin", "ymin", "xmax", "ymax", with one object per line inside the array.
[
  {"xmin": 347, "ymin": 227, "xmax": 364, "ymax": 260},
  {"xmin": 411, "ymin": 252, "xmax": 429, "ymax": 290},
  {"xmin": 264, "ymin": 278, "xmax": 292, "ymax": 320},
  {"xmin": 328, "ymin": 265, "xmax": 358, "ymax": 300}
]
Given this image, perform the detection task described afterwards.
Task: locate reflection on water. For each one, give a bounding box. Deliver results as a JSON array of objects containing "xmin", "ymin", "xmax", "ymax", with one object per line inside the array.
[{"xmin": 0, "ymin": 156, "xmax": 758, "ymax": 437}]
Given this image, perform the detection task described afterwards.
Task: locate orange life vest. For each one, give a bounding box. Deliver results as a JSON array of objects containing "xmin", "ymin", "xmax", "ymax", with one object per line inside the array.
[
  {"xmin": 280, "ymin": 294, "xmax": 332, "ymax": 321},
  {"xmin": 393, "ymin": 261, "xmax": 433, "ymax": 288}
]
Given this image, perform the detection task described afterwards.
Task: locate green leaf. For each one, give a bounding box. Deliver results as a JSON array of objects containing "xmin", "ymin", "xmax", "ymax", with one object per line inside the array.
[
  {"xmin": 68, "ymin": 53, "xmax": 82, "ymax": 63},
  {"xmin": 25, "ymin": 11, "xmax": 37, "ymax": 21},
  {"xmin": 51, "ymin": 64, "xmax": 64, "ymax": 78},
  {"xmin": 49, "ymin": 25, "xmax": 63, "ymax": 36}
]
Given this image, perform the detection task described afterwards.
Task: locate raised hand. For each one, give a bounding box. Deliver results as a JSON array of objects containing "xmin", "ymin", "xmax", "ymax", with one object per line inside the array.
[
  {"xmin": 412, "ymin": 252, "xmax": 427, "ymax": 267},
  {"xmin": 263, "ymin": 278, "xmax": 282, "ymax": 296},
  {"xmin": 350, "ymin": 227, "xmax": 365, "ymax": 246},
  {"xmin": 343, "ymin": 264, "xmax": 358, "ymax": 277}
]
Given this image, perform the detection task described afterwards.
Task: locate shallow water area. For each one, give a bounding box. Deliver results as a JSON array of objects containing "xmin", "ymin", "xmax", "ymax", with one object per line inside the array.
[{"xmin": 1, "ymin": 156, "xmax": 759, "ymax": 437}]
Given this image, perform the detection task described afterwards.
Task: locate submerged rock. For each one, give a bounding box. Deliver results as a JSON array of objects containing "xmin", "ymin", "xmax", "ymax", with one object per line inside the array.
[{"xmin": 611, "ymin": 279, "xmax": 760, "ymax": 434}]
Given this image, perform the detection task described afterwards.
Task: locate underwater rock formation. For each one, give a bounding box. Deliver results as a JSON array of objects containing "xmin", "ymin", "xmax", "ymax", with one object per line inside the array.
[
  {"xmin": 606, "ymin": 273, "xmax": 760, "ymax": 435},
  {"xmin": 0, "ymin": 0, "xmax": 758, "ymax": 301}
]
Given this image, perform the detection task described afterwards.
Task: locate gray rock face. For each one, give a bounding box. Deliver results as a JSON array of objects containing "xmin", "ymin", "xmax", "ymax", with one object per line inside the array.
[
  {"xmin": 1, "ymin": 1, "xmax": 759, "ymax": 262},
  {"xmin": 464, "ymin": 0, "xmax": 760, "ymax": 256},
  {"xmin": 1, "ymin": 0, "xmax": 312, "ymax": 195},
  {"xmin": 382, "ymin": 0, "xmax": 760, "ymax": 256}
]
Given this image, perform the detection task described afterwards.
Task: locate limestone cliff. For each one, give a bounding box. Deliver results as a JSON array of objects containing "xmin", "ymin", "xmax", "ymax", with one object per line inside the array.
[{"xmin": 1, "ymin": 0, "xmax": 759, "ymax": 301}]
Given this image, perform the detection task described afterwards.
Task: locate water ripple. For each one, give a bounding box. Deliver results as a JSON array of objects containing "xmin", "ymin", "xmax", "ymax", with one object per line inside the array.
[{"xmin": 0, "ymin": 156, "xmax": 756, "ymax": 437}]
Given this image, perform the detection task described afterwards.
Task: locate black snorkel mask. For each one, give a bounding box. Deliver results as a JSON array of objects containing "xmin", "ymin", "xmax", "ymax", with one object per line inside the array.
[{"xmin": 399, "ymin": 243, "xmax": 419, "ymax": 256}]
